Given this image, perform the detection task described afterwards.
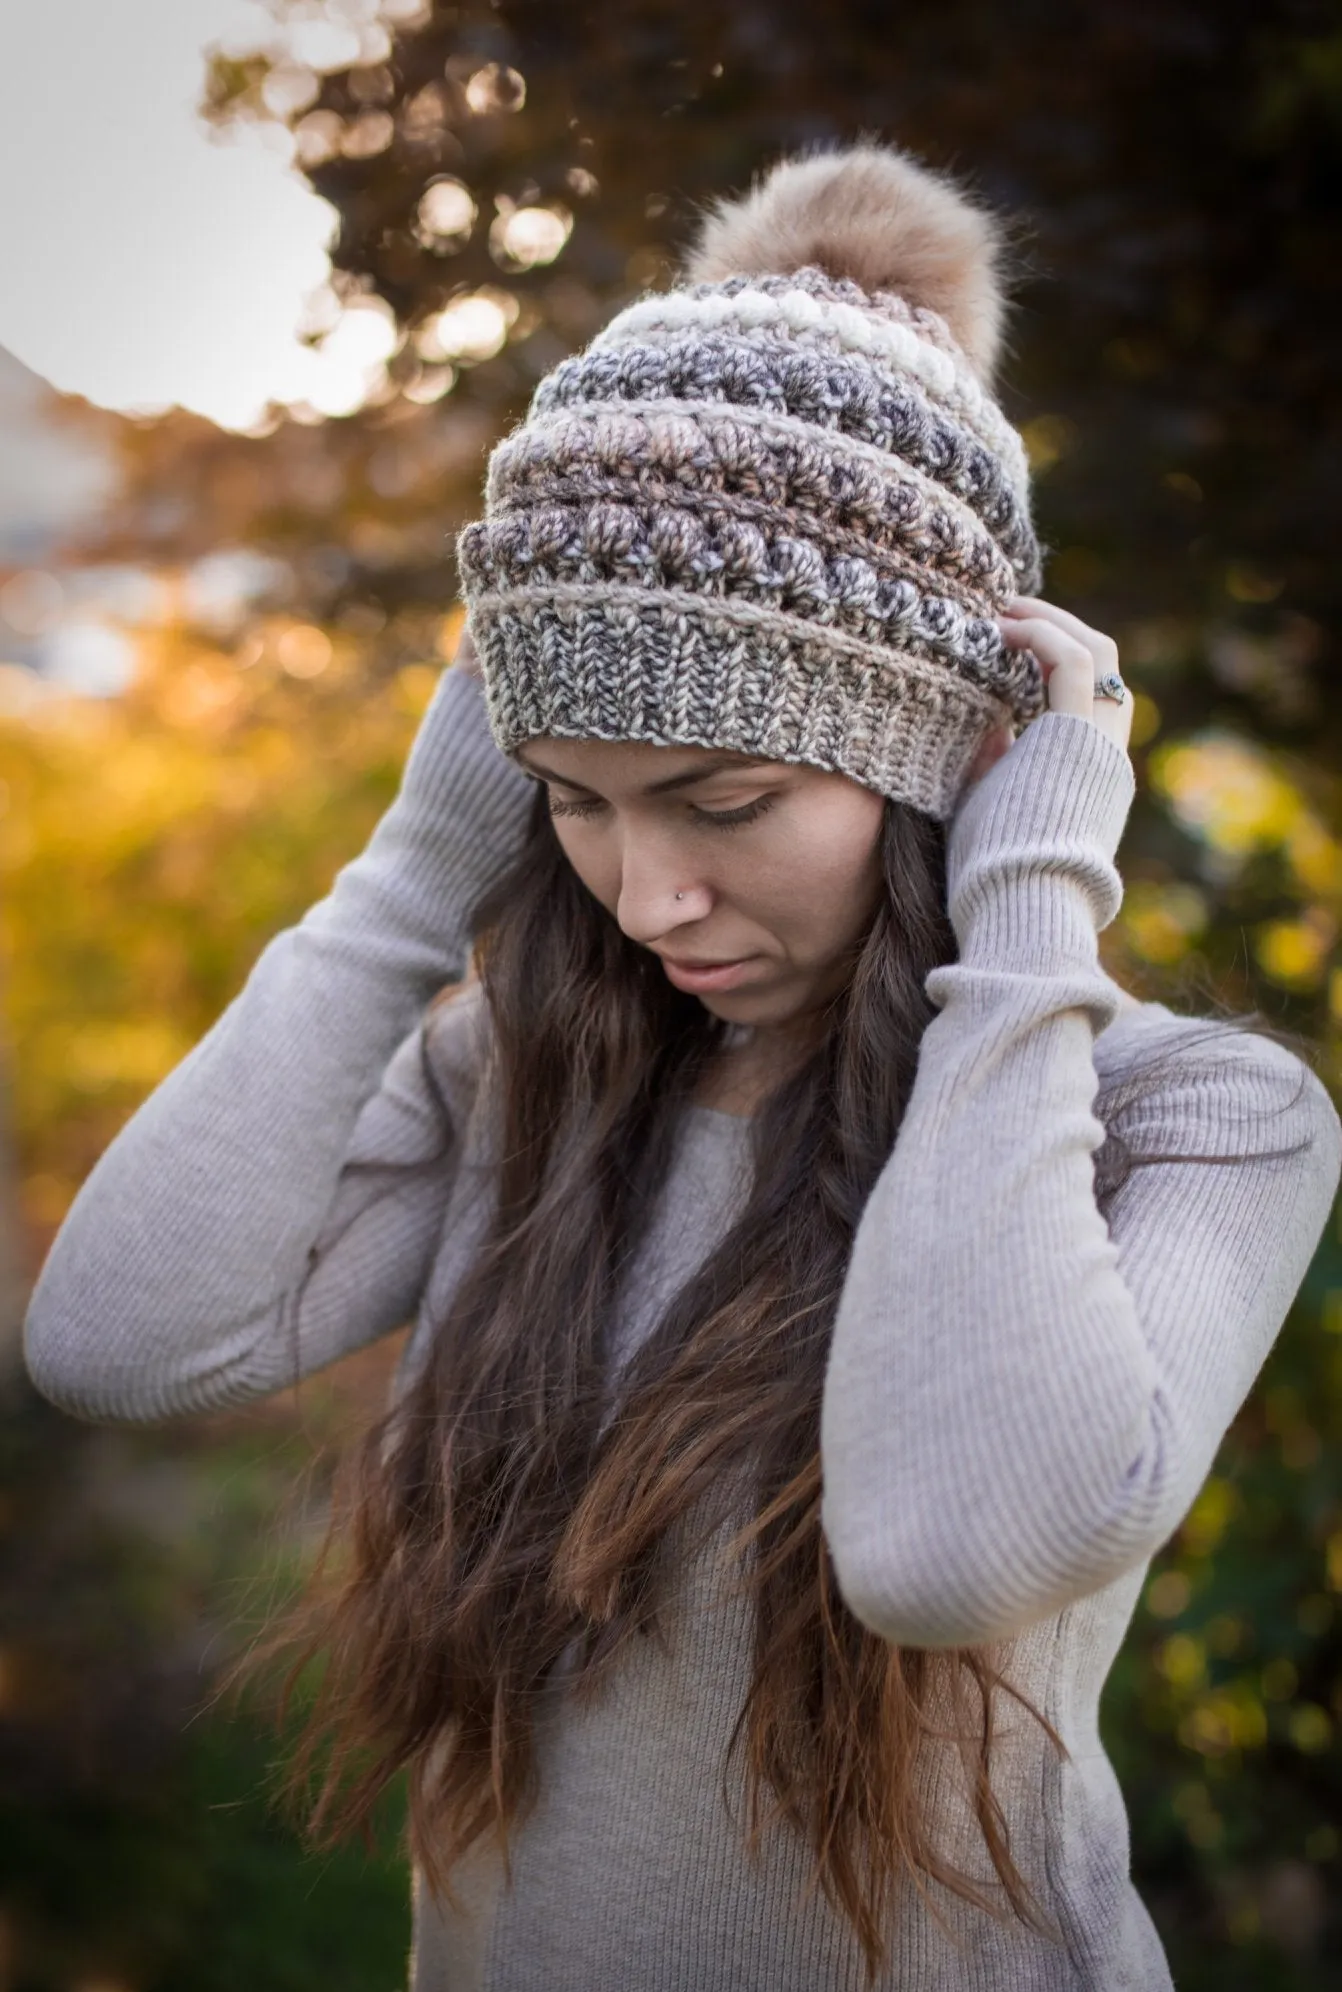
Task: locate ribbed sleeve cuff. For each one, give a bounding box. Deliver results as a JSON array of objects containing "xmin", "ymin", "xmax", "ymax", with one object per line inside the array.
[{"xmin": 942, "ymin": 712, "xmax": 1137, "ymax": 975}]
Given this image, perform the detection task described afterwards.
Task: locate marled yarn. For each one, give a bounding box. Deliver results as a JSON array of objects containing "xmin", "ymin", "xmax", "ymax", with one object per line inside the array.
[{"xmin": 458, "ymin": 265, "xmax": 1046, "ymax": 820}]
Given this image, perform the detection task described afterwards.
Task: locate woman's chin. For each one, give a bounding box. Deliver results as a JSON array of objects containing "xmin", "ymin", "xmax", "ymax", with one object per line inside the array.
[
  {"xmin": 698, "ymin": 982, "xmax": 808, "ymax": 1033},
  {"xmin": 696, "ymin": 960, "xmax": 854, "ymax": 1040}
]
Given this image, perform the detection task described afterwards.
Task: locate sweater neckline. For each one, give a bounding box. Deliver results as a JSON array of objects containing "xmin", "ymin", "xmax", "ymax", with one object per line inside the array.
[{"xmin": 684, "ymin": 1101, "xmax": 755, "ymax": 1127}]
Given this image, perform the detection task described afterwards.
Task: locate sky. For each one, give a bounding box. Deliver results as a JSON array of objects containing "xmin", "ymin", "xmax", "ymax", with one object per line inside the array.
[{"xmin": 0, "ymin": 0, "xmax": 403, "ymax": 431}]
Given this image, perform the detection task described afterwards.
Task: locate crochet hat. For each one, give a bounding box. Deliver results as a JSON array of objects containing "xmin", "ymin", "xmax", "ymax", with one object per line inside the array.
[{"xmin": 457, "ymin": 142, "xmax": 1046, "ymax": 821}]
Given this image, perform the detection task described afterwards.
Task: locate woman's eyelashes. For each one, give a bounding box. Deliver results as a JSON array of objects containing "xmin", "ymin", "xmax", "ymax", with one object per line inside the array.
[
  {"xmin": 545, "ymin": 794, "xmax": 604, "ymax": 820},
  {"xmin": 696, "ymin": 795, "xmax": 778, "ymax": 830},
  {"xmin": 547, "ymin": 793, "xmax": 778, "ymax": 831}
]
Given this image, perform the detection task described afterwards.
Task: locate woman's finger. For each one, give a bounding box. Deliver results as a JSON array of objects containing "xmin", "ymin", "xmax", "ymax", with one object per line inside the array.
[
  {"xmin": 1001, "ymin": 596, "xmax": 1121, "ymax": 673},
  {"xmin": 997, "ymin": 616, "xmax": 1096, "ymax": 717},
  {"xmin": 997, "ymin": 610, "xmax": 1133, "ymax": 746}
]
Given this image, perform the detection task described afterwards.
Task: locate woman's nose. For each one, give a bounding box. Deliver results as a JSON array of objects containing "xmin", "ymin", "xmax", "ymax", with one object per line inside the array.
[{"xmin": 615, "ymin": 844, "xmax": 712, "ymax": 944}]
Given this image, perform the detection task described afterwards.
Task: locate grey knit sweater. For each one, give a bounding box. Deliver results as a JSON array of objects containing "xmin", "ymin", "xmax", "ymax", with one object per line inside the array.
[{"xmin": 24, "ymin": 668, "xmax": 1341, "ymax": 1990}]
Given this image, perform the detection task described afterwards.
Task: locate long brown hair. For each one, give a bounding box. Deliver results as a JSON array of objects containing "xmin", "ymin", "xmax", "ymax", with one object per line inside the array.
[{"xmin": 274, "ymin": 785, "xmax": 1315, "ymax": 1976}]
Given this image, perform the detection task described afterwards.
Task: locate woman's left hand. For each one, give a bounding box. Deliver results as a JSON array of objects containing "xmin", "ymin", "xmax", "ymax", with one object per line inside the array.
[{"xmin": 963, "ymin": 597, "xmax": 1134, "ymax": 791}]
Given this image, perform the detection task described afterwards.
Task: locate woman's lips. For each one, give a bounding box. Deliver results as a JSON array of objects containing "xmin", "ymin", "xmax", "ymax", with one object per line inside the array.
[{"xmin": 659, "ymin": 955, "xmax": 760, "ymax": 994}]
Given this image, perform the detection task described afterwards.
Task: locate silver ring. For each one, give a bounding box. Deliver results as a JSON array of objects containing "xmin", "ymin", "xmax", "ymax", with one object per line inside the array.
[
  {"xmin": 1094, "ymin": 671, "xmax": 1128, "ymax": 705},
  {"xmin": 675, "ymin": 891, "xmax": 685, "ymax": 901}
]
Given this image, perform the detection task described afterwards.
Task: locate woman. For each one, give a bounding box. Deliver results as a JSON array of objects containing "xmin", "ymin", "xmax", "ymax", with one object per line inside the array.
[{"xmin": 25, "ymin": 142, "xmax": 1341, "ymax": 1989}]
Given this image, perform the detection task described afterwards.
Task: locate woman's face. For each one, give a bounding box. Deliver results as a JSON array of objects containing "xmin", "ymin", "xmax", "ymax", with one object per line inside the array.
[{"xmin": 514, "ymin": 735, "xmax": 887, "ymax": 1032}]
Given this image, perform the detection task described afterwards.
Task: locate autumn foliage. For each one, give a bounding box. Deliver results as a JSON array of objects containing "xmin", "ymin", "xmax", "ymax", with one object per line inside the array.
[{"xmin": 2, "ymin": 1, "xmax": 1340, "ymax": 1985}]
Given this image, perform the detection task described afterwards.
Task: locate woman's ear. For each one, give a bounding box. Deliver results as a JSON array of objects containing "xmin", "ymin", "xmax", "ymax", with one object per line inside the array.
[{"xmin": 960, "ymin": 720, "xmax": 1014, "ymax": 799}]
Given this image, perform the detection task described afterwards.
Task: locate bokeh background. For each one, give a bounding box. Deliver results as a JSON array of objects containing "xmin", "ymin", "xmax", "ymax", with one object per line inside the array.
[{"xmin": 2, "ymin": 1, "xmax": 1340, "ymax": 1986}]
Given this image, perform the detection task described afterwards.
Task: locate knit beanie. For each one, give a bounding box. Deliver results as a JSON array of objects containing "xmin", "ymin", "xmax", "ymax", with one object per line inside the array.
[{"xmin": 457, "ymin": 142, "xmax": 1045, "ymax": 822}]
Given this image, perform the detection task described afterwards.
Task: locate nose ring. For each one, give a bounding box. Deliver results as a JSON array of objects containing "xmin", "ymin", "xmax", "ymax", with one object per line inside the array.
[{"xmin": 675, "ymin": 891, "xmax": 685, "ymax": 901}]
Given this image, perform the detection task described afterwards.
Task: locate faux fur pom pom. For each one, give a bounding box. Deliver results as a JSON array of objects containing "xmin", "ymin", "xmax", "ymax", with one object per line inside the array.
[{"xmin": 681, "ymin": 142, "xmax": 1012, "ymax": 385}]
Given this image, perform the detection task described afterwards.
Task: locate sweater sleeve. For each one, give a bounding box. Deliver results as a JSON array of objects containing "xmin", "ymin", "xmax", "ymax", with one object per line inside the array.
[
  {"xmin": 23, "ymin": 668, "xmax": 535, "ymax": 1424},
  {"xmin": 819, "ymin": 711, "xmax": 1342, "ymax": 1650}
]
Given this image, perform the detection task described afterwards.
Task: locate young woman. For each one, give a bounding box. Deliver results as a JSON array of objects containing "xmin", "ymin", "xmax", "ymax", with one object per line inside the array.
[{"xmin": 26, "ymin": 144, "xmax": 1341, "ymax": 1990}]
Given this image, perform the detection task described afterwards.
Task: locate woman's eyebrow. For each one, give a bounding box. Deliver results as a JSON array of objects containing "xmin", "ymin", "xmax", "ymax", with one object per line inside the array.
[
  {"xmin": 644, "ymin": 757, "xmax": 774, "ymax": 795},
  {"xmin": 516, "ymin": 753, "xmax": 773, "ymax": 797},
  {"xmin": 513, "ymin": 753, "xmax": 598, "ymax": 792}
]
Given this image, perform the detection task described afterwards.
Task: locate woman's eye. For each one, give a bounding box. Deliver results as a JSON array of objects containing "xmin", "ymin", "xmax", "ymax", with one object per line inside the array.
[
  {"xmin": 693, "ymin": 796, "xmax": 777, "ymax": 830},
  {"xmin": 547, "ymin": 794, "xmax": 604, "ymax": 818},
  {"xmin": 547, "ymin": 793, "xmax": 777, "ymax": 829}
]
